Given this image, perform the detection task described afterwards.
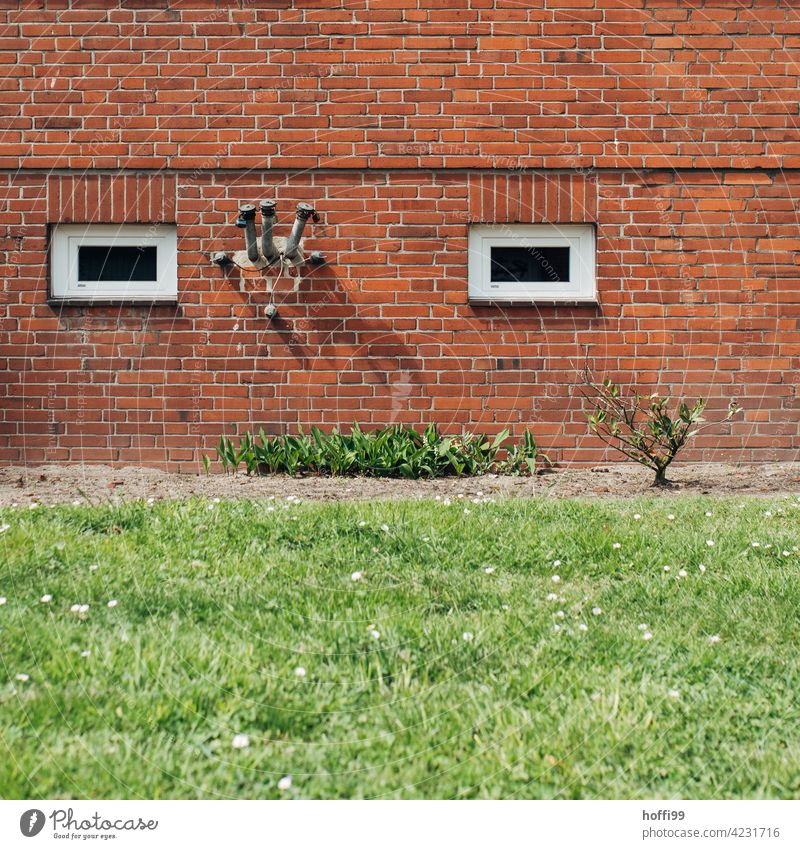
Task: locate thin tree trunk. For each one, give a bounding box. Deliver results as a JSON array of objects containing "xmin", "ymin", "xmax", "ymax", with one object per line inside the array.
[{"xmin": 653, "ymin": 467, "xmax": 670, "ymax": 487}]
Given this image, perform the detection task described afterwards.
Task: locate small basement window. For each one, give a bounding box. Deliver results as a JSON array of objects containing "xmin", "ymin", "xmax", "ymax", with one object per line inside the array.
[
  {"xmin": 468, "ymin": 224, "xmax": 596, "ymax": 303},
  {"xmin": 50, "ymin": 224, "xmax": 177, "ymax": 303}
]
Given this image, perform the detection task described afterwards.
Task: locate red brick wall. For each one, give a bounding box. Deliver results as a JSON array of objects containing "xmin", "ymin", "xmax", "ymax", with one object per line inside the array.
[{"xmin": 1, "ymin": 1, "xmax": 799, "ymax": 469}]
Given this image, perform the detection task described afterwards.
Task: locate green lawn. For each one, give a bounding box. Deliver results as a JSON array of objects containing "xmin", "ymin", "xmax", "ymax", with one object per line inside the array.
[{"xmin": 0, "ymin": 494, "xmax": 798, "ymax": 799}]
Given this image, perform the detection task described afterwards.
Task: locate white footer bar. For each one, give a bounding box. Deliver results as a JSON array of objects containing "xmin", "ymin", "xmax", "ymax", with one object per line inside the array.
[{"xmin": 1, "ymin": 800, "xmax": 797, "ymax": 849}]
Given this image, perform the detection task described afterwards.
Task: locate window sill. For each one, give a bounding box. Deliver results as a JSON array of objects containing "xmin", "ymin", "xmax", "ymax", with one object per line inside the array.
[
  {"xmin": 469, "ymin": 297, "xmax": 599, "ymax": 307},
  {"xmin": 47, "ymin": 298, "xmax": 179, "ymax": 307}
]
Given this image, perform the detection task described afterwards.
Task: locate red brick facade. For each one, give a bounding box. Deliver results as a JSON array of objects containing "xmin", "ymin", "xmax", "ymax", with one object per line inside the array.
[{"xmin": 1, "ymin": 1, "xmax": 799, "ymax": 469}]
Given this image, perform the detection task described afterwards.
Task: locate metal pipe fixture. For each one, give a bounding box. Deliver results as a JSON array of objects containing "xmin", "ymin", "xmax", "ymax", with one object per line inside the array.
[
  {"xmin": 235, "ymin": 203, "xmax": 259, "ymax": 263},
  {"xmin": 284, "ymin": 202, "xmax": 317, "ymax": 260},
  {"xmin": 259, "ymin": 200, "xmax": 278, "ymax": 263}
]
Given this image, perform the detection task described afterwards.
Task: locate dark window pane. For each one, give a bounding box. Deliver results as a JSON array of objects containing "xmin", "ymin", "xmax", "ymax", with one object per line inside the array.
[
  {"xmin": 490, "ymin": 246, "xmax": 570, "ymax": 283},
  {"xmin": 78, "ymin": 245, "xmax": 157, "ymax": 282}
]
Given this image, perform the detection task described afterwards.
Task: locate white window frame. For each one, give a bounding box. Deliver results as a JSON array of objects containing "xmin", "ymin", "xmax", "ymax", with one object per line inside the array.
[
  {"xmin": 468, "ymin": 223, "xmax": 596, "ymax": 304},
  {"xmin": 50, "ymin": 223, "xmax": 178, "ymax": 303}
]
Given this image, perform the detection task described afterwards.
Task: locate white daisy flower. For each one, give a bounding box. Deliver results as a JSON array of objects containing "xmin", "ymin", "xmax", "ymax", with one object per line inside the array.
[
  {"xmin": 15, "ymin": 673, "xmax": 29, "ymax": 682},
  {"xmin": 0, "ymin": 524, "xmax": 9, "ymax": 533},
  {"xmin": 556, "ymin": 610, "xmax": 565, "ymax": 619},
  {"xmin": 231, "ymin": 734, "xmax": 249, "ymax": 749},
  {"xmin": 350, "ymin": 571, "xmax": 364, "ymax": 582},
  {"xmin": 443, "ymin": 498, "xmax": 451, "ymax": 506},
  {"xmin": 667, "ymin": 514, "xmax": 675, "ymax": 520},
  {"xmin": 547, "ymin": 592, "xmax": 558, "ymax": 601},
  {"xmin": 552, "ymin": 560, "xmax": 561, "ymax": 567},
  {"xmin": 501, "ymin": 604, "xmax": 509, "ymax": 610},
  {"xmin": 751, "ymin": 542, "xmax": 760, "ymax": 548},
  {"xmin": 29, "ymin": 503, "xmax": 39, "ymax": 510},
  {"xmin": 706, "ymin": 540, "xmax": 715, "ymax": 547},
  {"xmin": 552, "ymin": 575, "xmax": 561, "ymax": 583},
  {"xmin": 358, "ymin": 520, "xmax": 367, "ymax": 527},
  {"xmin": 633, "ymin": 514, "xmax": 641, "ymax": 520},
  {"xmin": 294, "ymin": 666, "xmax": 306, "ymax": 678},
  {"xmin": 553, "ymin": 624, "xmax": 561, "ymax": 632},
  {"xmin": 578, "ymin": 623, "xmax": 588, "ymax": 631},
  {"xmin": 638, "ymin": 623, "xmax": 648, "ymax": 630},
  {"xmin": 612, "ymin": 543, "xmax": 621, "ymax": 550},
  {"xmin": 782, "ymin": 550, "xmax": 790, "ymax": 557},
  {"xmin": 70, "ymin": 604, "xmax": 80, "ymax": 613},
  {"xmin": 463, "ymin": 508, "xmax": 470, "ymax": 515},
  {"xmin": 678, "ymin": 569, "xmax": 688, "ymax": 578},
  {"xmin": 72, "ymin": 500, "xmax": 81, "ymax": 506},
  {"xmin": 642, "ymin": 631, "xmax": 653, "ymax": 641},
  {"xmin": 667, "ymin": 689, "xmax": 680, "ymax": 699},
  {"xmin": 0, "ymin": 596, "xmax": 6, "ymax": 605},
  {"xmin": 80, "ymin": 650, "xmax": 90, "ymax": 658},
  {"xmin": 698, "ymin": 564, "xmax": 706, "ymax": 573},
  {"xmin": 40, "ymin": 594, "xmax": 52, "ymax": 603},
  {"xmin": 107, "ymin": 599, "xmax": 118, "ymax": 608},
  {"xmin": 78, "ymin": 604, "xmax": 89, "ymax": 614},
  {"xmin": 483, "ymin": 566, "xmax": 495, "ymax": 574},
  {"xmin": 705, "ymin": 511, "xmax": 712, "ymax": 517},
  {"xmin": 664, "ymin": 565, "xmax": 671, "ymax": 572},
  {"xmin": 462, "ymin": 631, "xmax": 474, "ymax": 642},
  {"xmin": 592, "ymin": 607, "xmax": 602, "ymax": 616},
  {"xmin": 765, "ymin": 511, "xmax": 772, "ymax": 517},
  {"xmin": 89, "ymin": 564, "xmax": 99, "ymax": 572},
  {"xmin": 370, "ymin": 629, "xmax": 380, "ymax": 640},
  {"xmin": 277, "ymin": 775, "xmax": 292, "ymax": 790},
  {"xmin": 708, "ymin": 634, "xmax": 721, "ymax": 644},
  {"xmin": 380, "ymin": 524, "xmax": 389, "ymax": 532}
]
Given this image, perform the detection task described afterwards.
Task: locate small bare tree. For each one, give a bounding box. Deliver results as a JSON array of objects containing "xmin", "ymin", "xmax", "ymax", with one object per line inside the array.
[{"xmin": 581, "ymin": 367, "xmax": 742, "ymax": 487}]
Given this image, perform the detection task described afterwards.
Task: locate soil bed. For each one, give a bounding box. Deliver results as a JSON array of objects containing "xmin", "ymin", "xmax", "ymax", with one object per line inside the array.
[{"xmin": 0, "ymin": 461, "xmax": 798, "ymax": 506}]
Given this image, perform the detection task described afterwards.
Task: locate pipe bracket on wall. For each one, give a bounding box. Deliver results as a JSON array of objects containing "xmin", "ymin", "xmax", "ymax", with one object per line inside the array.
[{"xmin": 222, "ymin": 199, "xmax": 324, "ymax": 278}]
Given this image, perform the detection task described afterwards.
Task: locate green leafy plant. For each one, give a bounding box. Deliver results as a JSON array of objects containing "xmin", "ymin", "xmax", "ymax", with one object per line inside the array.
[
  {"xmin": 581, "ymin": 368, "xmax": 741, "ymax": 486},
  {"xmin": 205, "ymin": 424, "xmax": 549, "ymax": 479},
  {"xmin": 505, "ymin": 429, "xmax": 544, "ymax": 476}
]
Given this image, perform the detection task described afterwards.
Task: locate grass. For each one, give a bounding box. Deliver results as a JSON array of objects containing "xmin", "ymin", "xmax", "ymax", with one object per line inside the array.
[{"xmin": 0, "ymin": 494, "xmax": 798, "ymax": 799}]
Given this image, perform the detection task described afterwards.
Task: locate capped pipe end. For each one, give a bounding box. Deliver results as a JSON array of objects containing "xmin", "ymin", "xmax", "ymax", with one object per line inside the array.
[
  {"xmin": 295, "ymin": 202, "xmax": 315, "ymax": 221},
  {"xmin": 260, "ymin": 200, "xmax": 277, "ymax": 216},
  {"xmin": 264, "ymin": 303, "xmax": 279, "ymax": 320},
  {"xmin": 237, "ymin": 203, "xmax": 256, "ymax": 222},
  {"xmin": 309, "ymin": 251, "xmax": 325, "ymax": 266},
  {"xmin": 212, "ymin": 251, "xmax": 232, "ymax": 267}
]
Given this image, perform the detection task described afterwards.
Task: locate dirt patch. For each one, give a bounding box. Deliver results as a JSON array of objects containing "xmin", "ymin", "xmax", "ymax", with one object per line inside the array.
[{"xmin": 0, "ymin": 462, "xmax": 798, "ymax": 506}]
